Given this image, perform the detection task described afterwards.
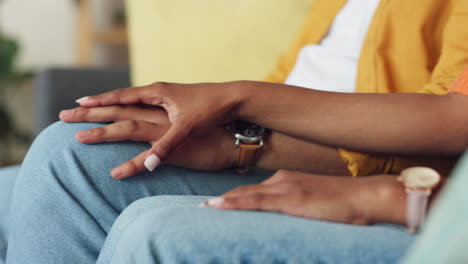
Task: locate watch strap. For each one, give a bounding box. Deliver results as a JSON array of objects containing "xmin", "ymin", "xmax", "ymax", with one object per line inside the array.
[
  {"xmin": 235, "ymin": 144, "xmax": 262, "ymax": 173},
  {"xmin": 406, "ymin": 189, "xmax": 430, "ymax": 233}
]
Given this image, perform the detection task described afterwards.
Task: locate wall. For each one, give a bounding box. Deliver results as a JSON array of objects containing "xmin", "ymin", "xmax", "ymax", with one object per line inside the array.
[
  {"xmin": 0, "ymin": 0, "xmax": 78, "ymax": 164},
  {"xmin": 0, "ymin": 0, "xmax": 120, "ymax": 165},
  {"xmin": 0, "ymin": 0, "xmax": 77, "ymax": 69},
  {"xmin": 0, "ymin": 0, "xmax": 117, "ymax": 69}
]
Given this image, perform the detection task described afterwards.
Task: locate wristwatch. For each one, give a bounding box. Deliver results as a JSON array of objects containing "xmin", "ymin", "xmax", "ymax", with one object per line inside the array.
[
  {"xmin": 397, "ymin": 167, "xmax": 441, "ymax": 233},
  {"xmin": 229, "ymin": 120, "xmax": 266, "ymax": 173}
]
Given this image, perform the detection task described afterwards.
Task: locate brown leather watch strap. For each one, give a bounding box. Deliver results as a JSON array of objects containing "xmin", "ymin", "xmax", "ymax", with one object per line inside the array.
[{"xmin": 235, "ymin": 144, "xmax": 262, "ymax": 173}]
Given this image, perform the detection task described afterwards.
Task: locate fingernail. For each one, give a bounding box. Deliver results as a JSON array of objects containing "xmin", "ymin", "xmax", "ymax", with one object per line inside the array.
[
  {"xmin": 111, "ymin": 168, "xmax": 125, "ymax": 179},
  {"xmin": 76, "ymin": 96, "xmax": 89, "ymax": 103},
  {"xmin": 197, "ymin": 202, "xmax": 206, "ymax": 208},
  {"xmin": 207, "ymin": 197, "xmax": 224, "ymax": 207},
  {"xmin": 144, "ymin": 154, "xmax": 160, "ymax": 172}
]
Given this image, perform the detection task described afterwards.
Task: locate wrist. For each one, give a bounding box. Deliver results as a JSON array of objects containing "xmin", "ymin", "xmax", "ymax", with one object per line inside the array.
[
  {"xmin": 254, "ymin": 130, "xmax": 275, "ymax": 169},
  {"xmin": 221, "ymin": 127, "xmax": 239, "ymax": 169},
  {"xmin": 350, "ymin": 175, "xmax": 407, "ymax": 225},
  {"xmin": 230, "ymin": 81, "xmax": 262, "ymax": 122}
]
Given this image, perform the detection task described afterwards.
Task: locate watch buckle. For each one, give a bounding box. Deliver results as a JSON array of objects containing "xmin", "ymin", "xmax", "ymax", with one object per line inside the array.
[{"xmin": 235, "ymin": 139, "xmax": 264, "ymax": 148}]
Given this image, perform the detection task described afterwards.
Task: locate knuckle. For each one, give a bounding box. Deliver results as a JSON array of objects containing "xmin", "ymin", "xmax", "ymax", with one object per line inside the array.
[
  {"xmin": 151, "ymin": 81, "xmax": 169, "ymax": 88},
  {"xmin": 108, "ymin": 106, "xmax": 124, "ymax": 120},
  {"xmin": 92, "ymin": 127, "xmax": 106, "ymax": 137},
  {"xmin": 74, "ymin": 107, "xmax": 88, "ymax": 118},
  {"xmin": 250, "ymin": 193, "xmax": 266, "ymax": 205},
  {"xmin": 125, "ymin": 161, "xmax": 138, "ymax": 174},
  {"xmin": 292, "ymin": 189, "xmax": 309, "ymax": 204},
  {"xmin": 108, "ymin": 93, "xmax": 120, "ymax": 103},
  {"xmin": 155, "ymin": 144, "xmax": 170, "ymax": 157},
  {"xmin": 150, "ymin": 82, "xmax": 170, "ymax": 94},
  {"xmin": 124, "ymin": 120, "xmax": 140, "ymax": 133},
  {"xmin": 222, "ymin": 197, "xmax": 236, "ymax": 207},
  {"xmin": 233, "ymin": 186, "xmax": 251, "ymax": 193}
]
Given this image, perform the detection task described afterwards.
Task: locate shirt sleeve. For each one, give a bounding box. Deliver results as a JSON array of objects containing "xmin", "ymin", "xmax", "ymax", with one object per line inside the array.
[
  {"xmin": 417, "ymin": 1, "xmax": 468, "ymax": 95},
  {"xmin": 449, "ymin": 67, "xmax": 468, "ymax": 95},
  {"xmin": 341, "ymin": 65, "xmax": 468, "ymax": 177},
  {"xmin": 340, "ymin": 2, "xmax": 468, "ymax": 177}
]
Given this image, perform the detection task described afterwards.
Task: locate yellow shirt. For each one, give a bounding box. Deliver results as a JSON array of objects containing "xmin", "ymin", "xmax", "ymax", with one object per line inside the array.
[{"xmin": 265, "ymin": 0, "xmax": 468, "ymax": 176}]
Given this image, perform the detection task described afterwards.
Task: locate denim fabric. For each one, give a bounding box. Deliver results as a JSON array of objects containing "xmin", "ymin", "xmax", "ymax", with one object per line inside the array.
[
  {"xmin": 0, "ymin": 166, "xmax": 19, "ymax": 264},
  {"xmin": 99, "ymin": 195, "xmax": 414, "ymax": 264},
  {"xmin": 6, "ymin": 122, "xmax": 271, "ymax": 264},
  {"xmin": 6, "ymin": 122, "xmax": 414, "ymax": 263}
]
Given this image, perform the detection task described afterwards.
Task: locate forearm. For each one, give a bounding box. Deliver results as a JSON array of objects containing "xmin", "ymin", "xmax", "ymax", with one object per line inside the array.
[
  {"xmin": 233, "ymin": 81, "xmax": 468, "ymax": 155},
  {"xmin": 255, "ymin": 131, "xmax": 351, "ymax": 175}
]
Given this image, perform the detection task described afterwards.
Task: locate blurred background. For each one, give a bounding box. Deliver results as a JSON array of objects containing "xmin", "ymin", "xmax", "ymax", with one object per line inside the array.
[
  {"xmin": 0, "ymin": 0, "xmax": 128, "ymax": 166},
  {"xmin": 0, "ymin": 0, "xmax": 314, "ymax": 168}
]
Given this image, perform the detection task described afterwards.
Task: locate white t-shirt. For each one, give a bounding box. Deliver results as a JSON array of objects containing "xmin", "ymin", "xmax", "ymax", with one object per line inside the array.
[{"xmin": 284, "ymin": 0, "xmax": 381, "ymax": 93}]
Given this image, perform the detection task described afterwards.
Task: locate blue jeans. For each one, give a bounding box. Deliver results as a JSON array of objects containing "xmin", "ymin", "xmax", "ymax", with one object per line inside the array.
[{"xmin": 6, "ymin": 122, "xmax": 414, "ymax": 263}]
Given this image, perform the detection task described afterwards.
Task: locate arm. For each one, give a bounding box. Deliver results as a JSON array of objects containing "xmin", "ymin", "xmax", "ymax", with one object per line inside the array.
[
  {"xmin": 234, "ymin": 82, "xmax": 468, "ymax": 156},
  {"xmin": 257, "ymin": 130, "xmax": 351, "ymax": 175},
  {"xmin": 76, "ymin": 79, "xmax": 468, "ymax": 163}
]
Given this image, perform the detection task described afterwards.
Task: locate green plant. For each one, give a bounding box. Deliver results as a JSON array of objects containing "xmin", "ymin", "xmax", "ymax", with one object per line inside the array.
[{"xmin": 0, "ymin": 32, "xmax": 33, "ymax": 166}]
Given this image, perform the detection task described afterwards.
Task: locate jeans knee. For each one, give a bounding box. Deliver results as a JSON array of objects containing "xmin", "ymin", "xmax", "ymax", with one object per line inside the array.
[
  {"xmin": 15, "ymin": 122, "xmax": 117, "ymax": 198},
  {"xmin": 31, "ymin": 121, "xmax": 98, "ymax": 155},
  {"xmin": 101, "ymin": 196, "xmax": 210, "ymax": 263}
]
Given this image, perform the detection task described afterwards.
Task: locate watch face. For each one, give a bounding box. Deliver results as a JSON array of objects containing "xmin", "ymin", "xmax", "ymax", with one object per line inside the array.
[
  {"xmin": 400, "ymin": 167, "xmax": 441, "ymax": 189},
  {"xmin": 232, "ymin": 120, "xmax": 265, "ymax": 139}
]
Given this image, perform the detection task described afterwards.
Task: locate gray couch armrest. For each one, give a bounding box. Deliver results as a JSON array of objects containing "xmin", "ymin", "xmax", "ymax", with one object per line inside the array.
[{"xmin": 35, "ymin": 67, "xmax": 131, "ymax": 135}]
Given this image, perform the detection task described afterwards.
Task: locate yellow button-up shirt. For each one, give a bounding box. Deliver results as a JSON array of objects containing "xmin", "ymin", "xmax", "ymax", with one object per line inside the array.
[{"xmin": 265, "ymin": 0, "xmax": 468, "ymax": 176}]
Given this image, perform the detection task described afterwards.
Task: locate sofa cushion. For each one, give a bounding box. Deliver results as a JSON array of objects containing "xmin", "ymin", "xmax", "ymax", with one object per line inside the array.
[{"xmin": 126, "ymin": 0, "xmax": 314, "ymax": 85}]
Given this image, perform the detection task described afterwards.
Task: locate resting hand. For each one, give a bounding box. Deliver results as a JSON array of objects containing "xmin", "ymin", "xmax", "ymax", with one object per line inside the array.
[
  {"xmin": 60, "ymin": 106, "xmax": 236, "ymax": 178},
  {"xmin": 75, "ymin": 82, "xmax": 246, "ymax": 167},
  {"xmin": 203, "ymin": 170, "xmax": 407, "ymax": 225}
]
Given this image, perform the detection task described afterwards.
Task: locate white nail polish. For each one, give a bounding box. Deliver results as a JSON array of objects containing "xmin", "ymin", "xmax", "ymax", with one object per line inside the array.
[
  {"xmin": 144, "ymin": 154, "xmax": 160, "ymax": 172},
  {"xmin": 197, "ymin": 202, "xmax": 206, "ymax": 208},
  {"xmin": 75, "ymin": 96, "xmax": 89, "ymax": 103},
  {"xmin": 207, "ymin": 197, "xmax": 224, "ymax": 206}
]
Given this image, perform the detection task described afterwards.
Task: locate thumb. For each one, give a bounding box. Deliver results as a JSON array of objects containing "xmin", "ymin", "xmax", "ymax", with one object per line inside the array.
[{"xmin": 143, "ymin": 121, "xmax": 192, "ymax": 171}]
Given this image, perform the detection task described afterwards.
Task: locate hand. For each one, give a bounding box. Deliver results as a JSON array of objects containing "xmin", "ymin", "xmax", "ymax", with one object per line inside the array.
[
  {"xmin": 75, "ymin": 81, "xmax": 247, "ymax": 167},
  {"xmin": 202, "ymin": 170, "xmax": 407, "ymax": 225},
  {"xmin": 60, "ymin": 106, "xmax": 236, "ymax": 178}
]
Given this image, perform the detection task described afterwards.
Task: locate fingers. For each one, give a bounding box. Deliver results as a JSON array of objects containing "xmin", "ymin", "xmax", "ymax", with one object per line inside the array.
[
  {"xmin": 206, "ymin": 193, "xmax": 286, "ymax": 212},
  {"xmin": 201, "ymin": 181, "xmax": 295, "ymax": 213},
  {"xmin": 75, "ymin": 120, "xmax": 166, "ymax": 144},
  {"xmin": 222, "ymin": 183, "xmax": 292, "ymax": 198},
  {"xmin": 59, "ymin": 106, "xmax": 168, "ymax": 124},
  {"xmin": 111, "ymin": 150, "xmax": 148, "ymax": 179},
  {"xmin": 143, "ymin": 120, "xmax": 192, "ymax": 170},
  {"xmin": 76, "ymin": 83, "xmax": 166, "ymax": 108}
]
